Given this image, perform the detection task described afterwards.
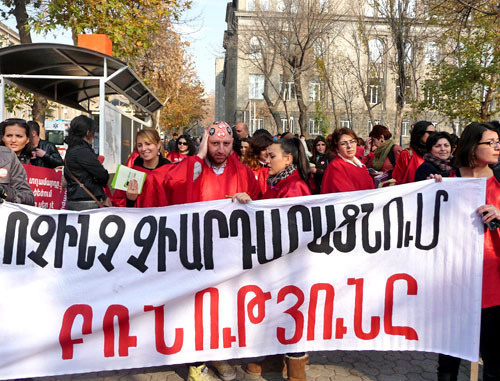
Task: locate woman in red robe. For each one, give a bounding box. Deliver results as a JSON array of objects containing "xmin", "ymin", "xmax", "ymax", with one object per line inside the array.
[
  {"xmin": 234, "ymin": 137, "xmax": 310, "ymax": 381},
  {"xmin": 111, "ymin": 128, "xmax": 170, "ymax": 207},
  {"xmin": 167, "ymin": 134, "xmax": 196, "ymax": 163},
  {"xmin": 436, "ymin": 122, "xmax": 500, "ymax": 381},
  {"xmin": 392, "ymin": 120, "xmax": 435, "ymax": 184},
  {"xmin": 321, "ymin": 128, "xmax": 374, "ymax": 194},
  {"xmin": 241, "ymin": 132, "xmax": 273, "ymax": 194}
]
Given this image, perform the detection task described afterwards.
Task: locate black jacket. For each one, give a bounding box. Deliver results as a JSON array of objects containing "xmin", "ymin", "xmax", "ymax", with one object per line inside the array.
[
  {"xmin": 64, "ymin": 141, "xmax": 109, "ymax": 201},
  {"xmin": 30, "ymin": 139, "xmax": 64, "ymax": 168}
]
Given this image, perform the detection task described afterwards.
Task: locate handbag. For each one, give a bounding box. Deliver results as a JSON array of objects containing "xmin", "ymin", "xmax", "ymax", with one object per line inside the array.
[{"xmin": 64, "ymin": 165, "xmax": 106, "ymax": 208}]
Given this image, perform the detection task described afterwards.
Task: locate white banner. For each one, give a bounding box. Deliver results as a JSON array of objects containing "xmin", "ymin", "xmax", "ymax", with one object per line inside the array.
[{"xmin": 0, "ymin": 179, "xmax": 485, "ymax": 380}]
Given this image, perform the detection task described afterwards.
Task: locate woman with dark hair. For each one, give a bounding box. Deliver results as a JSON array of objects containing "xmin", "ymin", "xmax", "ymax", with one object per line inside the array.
[
  {"xmin": 0, "ymin": 118, "xmax": 32, "ymax": 164},
  {"xmin": 0, "ymin": 118, "xmax": 34, "ymax": 205},
  {"xmin": 392, "ymin": 120, "xmax": 435, "ymax": 184},
  {"xmin": 240, "ymin": 137, "xmax": 250, "ymax": 157},
  {"xmin": 234, "ymin": 137, "xmax": 310, "ymax": 381},
  {"xmin": 310, "ymin": 135, "xmax": 335, "ymax": 194},
  {"xmin": 167, "ymin": 134, "xmax": 196, "ymax": 163},
  {"xmin": 64, "ymin": 115, "xmax": 110, "ymax": 211},
  {"xmin": 435, "ymin": 122, "xmax": 500, "ymax": 381},
  {"xmin": 112, "ymin": 128, "xmax": 170, "ymax": 207},
  {"xmin": 321, "ymin": 128, "xmax": 374, "ymax": 194},
  {"xmin": 241, "ymin": 133, "xmax": 273, "ymax": 194},
  {"xmin": 363, "ymin": 124, "xmax": 402, "ymax": 175},
  {"xmin": 414, "ymin": 131, "xmax": 453, "ymax": 181}
]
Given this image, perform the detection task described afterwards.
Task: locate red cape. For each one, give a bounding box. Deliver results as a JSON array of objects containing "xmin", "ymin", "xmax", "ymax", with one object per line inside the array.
[
  {"xmin": 321, "ymin": 157, "xmax": 374, "ymax": 194},
  {"xmin": 262, "ymin": 170, "xmax": 311, "ymax": 199}
]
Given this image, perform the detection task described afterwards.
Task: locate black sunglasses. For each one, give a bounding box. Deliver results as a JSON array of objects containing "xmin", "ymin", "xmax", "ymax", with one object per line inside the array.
[{"xmin": 178, "ymin": 141, "xmax": 188, "ymax": 146}]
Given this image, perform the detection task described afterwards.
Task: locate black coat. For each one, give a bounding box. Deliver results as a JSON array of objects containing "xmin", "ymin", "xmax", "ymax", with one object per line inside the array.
[
  {"xmin": 30, "ymin": 139, "xmax": 64, "ymax": 168},
  {"xmin": 64, "ymin": 141, "xmax": 109, "ymax": 201}
]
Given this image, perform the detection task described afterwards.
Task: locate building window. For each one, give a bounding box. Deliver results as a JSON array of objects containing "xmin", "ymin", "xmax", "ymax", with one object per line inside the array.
[
  {"xmin": 365, "ymin": 0, "xmax": 375, "ymax": 17},
  {"xmin": 313, "ymin": 38, "xmax": 326, "ymax": 58},
  {"xmin": 368, "ymin": 119, "xmax": 382, "ymax": 130},
  {"xmin": 281, "ymin": 118, "xmax": 288, "ymax": 131},
  {"xmin": 368, "ymin": 78, "xmax": 382, "ymax": 105},
  {"xmin": 289, "ymin": 117, "xmax": 295, "ymax": 134},
  {"xmin": 396, "ymin": 80, "xmax": 412, "ymax": 104},
  {"xmin": 247, "ymin": 0, "xmax": 256, "ymax": 11},
  {"xmin": 402, "ymin": 120, "xmax": 410, "ymax": 137},
  {"xmin": 280, "ymin": 75, "xmax": 296, "ymax": 101},
  {"xmin": 260, "ymin": 0, "xmax": 269, "ymax": 10},
  {"xmin": 249, "ymin": 74, "xmax": 265, "ymax": 99},
  {"xmin": 309, "ymin": 119, "xmax": 320, "ymax": 135},
  {"xmin": 250, "ymin": 118, "xmax": 264, "ymax": 133},
  {"xmin": 309, "ymin": 80, "xmax": 323, "ymax": 102},
  {"xmin": 249, "ymin": 36, "xmax": 264, "ymax": 59},
  {"xmin": 424, "ymin": 80, "xmax": 437, "ymax": 105},
  {"xmin": 277, "ymin": 0, "xmax": 298, "ymax": 12},
  {"xmin": 340, "ymin": 119, "xmax": 351, "ymax": 128},
  {"xmin": 320, "ymin": 0, "xmax": 329, "ymax": 12},
  {"xmin": 368, "ymin": 39, "xmax": 384, "ymax": 64},
  {"xmin": 425, "ymin": 42, "xmax": 440, "ymax": 64}
]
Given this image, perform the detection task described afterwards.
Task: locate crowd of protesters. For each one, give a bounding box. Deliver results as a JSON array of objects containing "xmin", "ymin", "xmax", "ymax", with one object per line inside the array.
[{"xmin": 0, "ymin": 115, "xmax": 499, "ymax": 381}]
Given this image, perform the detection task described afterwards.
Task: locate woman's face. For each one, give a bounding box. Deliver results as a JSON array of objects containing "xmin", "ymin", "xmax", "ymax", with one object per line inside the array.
[
  {"xmin": 2, "ymin": 124, "xmax": 29, "ymax": 155},
  {"xmin": 421, "ymin": 125, "xmax": 436, "ymax": 143},
  {"xmin": 372, "ymin": 135, "xmax": 386, "ymax": 149},
  {"xmin": 241, "ymin": 141, "xmax": 250, "ymax": 156},
  {"xmin": 316, "ymin": 141, "xmax": 326, "ymax": 154},
  {"xmin": 336, "ymin": 134, "xmax": 357, "ymax": 160},
  {"xmin": 136, "ymin": 135, "xmax": 160, "ymax": 162},
  {"xmin": 259, "ymin": 148, "xmax": 269, "ymax": 163},
  {"xmin": 177, "ymin": 138, "xmax": 188, "ymax": 153},
  {"xmin": 266, "ymin": 143, "xmax": 291, "ymax": 176},
  {"xmin": 431, "ymin": 138, "xmax": 451, "ymax": 160},
  {"xmin": 474, "ymin": 130, "xmax": 500, "ymax": 166}
]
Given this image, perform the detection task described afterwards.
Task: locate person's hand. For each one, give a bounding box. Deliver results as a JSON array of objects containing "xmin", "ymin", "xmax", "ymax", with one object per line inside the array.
[
  {"xmin": 428, "ymin": 174, "xmax": 443, "ymax": 182},
  {"xmin": 0, "ymin": 184, "xmax": 8, "ymax": 199},
  {"xmin": 477, "ymin": 204, "xmax": 500, "ymax": 224},
  {"xmin": 197, "ymin": 128, "xmax": 209, "ymax": 160},
  {"xmin": 34, "ymin": 148, "xmax": 46, "ymax": 158},
  {"xmin": 126, "ymin": 179, "xmax": 139, "ymax": 201},
  {"xmin": 232, "ymin": 192, "xmax": 252, "ymax": 203},
  {"xmin": 310, "ymin": 167, "xmax": 317, "ymax": 174},
  {"xmin": 102, "ymin": 198, "xmax": 112, "ymax": 207},
  {"xmin": 364, "ymin": 137, "xmax": 372, "ymax": 153}
]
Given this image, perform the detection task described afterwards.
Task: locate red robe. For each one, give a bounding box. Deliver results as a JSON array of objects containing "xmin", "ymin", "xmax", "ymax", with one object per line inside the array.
[
  {"xmin": 262, "ymin": 170, "xmax": 311, "ymax": 199},
  {"xmin": 141, "ymin": 154, "xmax": 261, "ymax": 206},
  {"xmin": 392, "ymin": 148, "xmax": 424, "ymax": 184},
  {"xmin": 167, "ymin": 151, "xmax": 189, "ymax": 163},
  {"xmin": 252, "ymin": 165, "xmax": 269, "ymax": 195},
  {"xmin": 126, "ymin": 151, "xmax": 139, "ymax": 168},
  {"xmin": 321, "ymin": 157, "xmax": 374, "ymax": 194},
  {"xmin": 482, "ymin": 175, "xmax": 500, "ymax": 309}
]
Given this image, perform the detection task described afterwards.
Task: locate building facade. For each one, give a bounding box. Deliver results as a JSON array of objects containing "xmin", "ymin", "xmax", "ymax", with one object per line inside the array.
[{"xmin": 219, "ymin": 0, "xmax": 456, "ymax": 141}]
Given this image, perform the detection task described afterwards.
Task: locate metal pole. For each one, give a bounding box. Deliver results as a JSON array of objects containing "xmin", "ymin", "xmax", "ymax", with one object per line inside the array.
[
  {"xmin": 99, "ymin": 78, "xmax": 105, "ymax": 157},
  {"xmin": 0, "ymin": 77, "xmax": 4, "ymax": 122}
]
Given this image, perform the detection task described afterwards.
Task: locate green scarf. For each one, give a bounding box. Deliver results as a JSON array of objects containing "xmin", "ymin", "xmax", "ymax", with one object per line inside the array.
[{"xmin": 372, "ymin": 139, "xmax": 395, "ymax": 171}]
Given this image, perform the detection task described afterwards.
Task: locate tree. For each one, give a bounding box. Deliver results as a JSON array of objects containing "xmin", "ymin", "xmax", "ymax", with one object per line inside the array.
[
  {"xmin": 370, "ymin": 0, "xmax": 430, "ymax": 143},
  {"xmin": 133, "ymin": 20, "xmax": 206, "ymax": 132},
  {"xmin": 245, "ymin": 0, "xmax": 344, "ymax": 136},
  {"xmin": 31, "ymin": 0, "xmax": 190, "ymax": 59},
  {"xmin": 418, "ymin": 0, "xmax": 499, "ymax": 122},
  {"xmin": 2, "ymin": 0, "xmax": 49, "ymax": 127}
]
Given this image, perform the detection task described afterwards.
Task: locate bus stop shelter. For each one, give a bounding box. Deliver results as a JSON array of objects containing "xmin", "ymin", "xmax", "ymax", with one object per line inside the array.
[{"xmin": 0, "ymin": 43, "xmax": 163, "ymax": 169}]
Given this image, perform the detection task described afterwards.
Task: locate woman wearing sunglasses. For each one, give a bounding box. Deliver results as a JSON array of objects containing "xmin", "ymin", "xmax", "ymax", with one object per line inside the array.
[
  {"xmin": 167, "ymin": 134, "xmax": 196, "ymax": 163},
  {"xmin": 321, "ymin": 128, "xmax": 374, "ymax": 194}
]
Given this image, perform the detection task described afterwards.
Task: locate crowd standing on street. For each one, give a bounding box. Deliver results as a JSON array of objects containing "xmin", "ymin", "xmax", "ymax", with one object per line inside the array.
[{"xmin": 0, "ymin": 113, "xmax": 499, "ymax": 381}]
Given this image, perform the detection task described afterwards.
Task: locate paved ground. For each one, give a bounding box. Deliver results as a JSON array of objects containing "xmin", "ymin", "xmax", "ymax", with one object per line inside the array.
[{"xmin": 29, "ymin": 351, "xmax": 480, "ymax": 381}]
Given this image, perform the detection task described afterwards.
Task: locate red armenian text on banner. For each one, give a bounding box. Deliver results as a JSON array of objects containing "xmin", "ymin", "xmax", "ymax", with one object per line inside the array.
[
  {"xmin": 0, "ymin": 178, "xmax": 486, "ymax": 380},
  {"xmin": 23, "ymin": 164, "xmax": 66, "ymax": 209}
]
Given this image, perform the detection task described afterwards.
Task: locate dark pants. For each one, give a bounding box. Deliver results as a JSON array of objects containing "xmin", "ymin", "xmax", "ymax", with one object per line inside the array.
[{"xmin": 438, "ymin": 305, "xmax": 500, "ymax": 380}]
